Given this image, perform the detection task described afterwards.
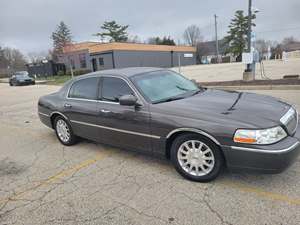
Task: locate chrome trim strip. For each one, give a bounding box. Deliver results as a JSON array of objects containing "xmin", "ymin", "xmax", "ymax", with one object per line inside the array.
[
  {"xmin": 280, "ymin": 107, "xmax": 298, "ymax": 134},
  {"xmin": 230, "ymin": 141, "xmax": 300, "ymax": 154},
  {"xmin": 38, "ymin": 112, "xmax": 50, "ymax": 117},
  {"xmin": 166, "ymin": 128, "xmax": 221, "ymax": 145},
  {"xmin": 70, "ymin": 120, "xmax": 160, "ymax": 139},
  {"xmin": 66, "ymin": 97, "xmax": 99, "ymax": 103}
]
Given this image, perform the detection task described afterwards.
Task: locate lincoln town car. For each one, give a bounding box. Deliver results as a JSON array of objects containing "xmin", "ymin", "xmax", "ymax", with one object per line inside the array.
[{"xmin": 38, "ymin": 68, "xmax": 300, "ymax": 182}]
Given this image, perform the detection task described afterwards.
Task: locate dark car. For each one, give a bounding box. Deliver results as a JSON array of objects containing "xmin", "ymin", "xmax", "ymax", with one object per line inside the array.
[
  {"xmin": 9, "ymin": 71, "xmax": 35, "ymax": 86},
  {"xmin": 38, "ymin": 68, "xmax": 300, "ymax": 182}
]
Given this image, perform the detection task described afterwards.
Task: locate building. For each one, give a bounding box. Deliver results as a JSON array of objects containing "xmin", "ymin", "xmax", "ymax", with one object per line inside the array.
[
  {"xmin": 282, "ymin": 42, "xmax": 300, "ymax": 59},
  {"xmin": 26, "ymin": 60, "xmax": 66, "ymax": 77},
  {"xmin": 196, "ymin": 39, "xmax": 233, "ymax": 64},
  {"xmin": 60, "ymin": 42, "xmax": 196, "ymax": 72}
]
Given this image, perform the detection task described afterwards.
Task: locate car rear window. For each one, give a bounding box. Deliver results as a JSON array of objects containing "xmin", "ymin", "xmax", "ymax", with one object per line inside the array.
[{"xmin": 68, "ymin": 77, "xmax": 99, "ymax": 100}]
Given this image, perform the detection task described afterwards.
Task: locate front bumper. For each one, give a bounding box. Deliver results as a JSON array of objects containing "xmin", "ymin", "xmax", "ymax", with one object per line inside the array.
[
  {"xmin": 17, "ymin": 80, "xmax": 35, "ymax": 85},
  {"xmin": 222, "ymin": 123, "xmax": 300, "ymax": 173}
]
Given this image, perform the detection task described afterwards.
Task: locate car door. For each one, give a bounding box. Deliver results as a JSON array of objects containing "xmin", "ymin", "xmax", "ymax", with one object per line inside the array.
[
  {"xmin": 63, "ymin": 77, "xmax": 101, "ymax": 142},
  {"xmin": 97, "ymin": 76, "xmax": 152, "ymax": 153}
]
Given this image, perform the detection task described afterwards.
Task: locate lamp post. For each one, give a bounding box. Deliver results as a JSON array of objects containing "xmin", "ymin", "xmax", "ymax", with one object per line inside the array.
[{"xmin": 245, "ymin": 0, "xmax": 252, "ymax": 72}]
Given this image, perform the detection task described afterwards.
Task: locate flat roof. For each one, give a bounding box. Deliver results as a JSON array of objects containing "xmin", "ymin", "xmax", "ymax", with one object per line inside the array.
[{"xmin": 63, "ymin": 42, "xmax": 196, "ymax": 54}]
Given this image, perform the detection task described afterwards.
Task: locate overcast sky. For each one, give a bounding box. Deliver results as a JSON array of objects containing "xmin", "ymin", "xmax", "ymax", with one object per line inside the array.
[{"xmin": 1, "ymin": 0, "xmax": 300, "ymax": 56}]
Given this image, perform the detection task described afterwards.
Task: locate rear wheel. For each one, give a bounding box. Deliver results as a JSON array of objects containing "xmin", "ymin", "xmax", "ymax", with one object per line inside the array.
[
  {"xmin": 54, "ymin": 116, "xmax": 78, "ymax": 146},
  {"xmin": 171, "ymin": 133, "xmax": 224, "ymax": 182}
]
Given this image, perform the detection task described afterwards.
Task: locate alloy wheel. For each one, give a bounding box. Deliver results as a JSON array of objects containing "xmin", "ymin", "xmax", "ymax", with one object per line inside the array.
[
  {"xmin": 56, "ymin": 119, "xmax": 70, "ymax": 143},
  {"xmin": 177, "ymin": 140, "xmax": 215, "ymax": 176}
]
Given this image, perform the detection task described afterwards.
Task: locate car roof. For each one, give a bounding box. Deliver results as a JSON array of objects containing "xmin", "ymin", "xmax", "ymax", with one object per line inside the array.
[{"xmin": 78, "ymin": 67, "xmax": 166, "ymax": 80}]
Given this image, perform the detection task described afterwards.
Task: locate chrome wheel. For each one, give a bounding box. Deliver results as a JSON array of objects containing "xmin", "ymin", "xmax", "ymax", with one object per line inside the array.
[
  {"xmin": 177, "ymin": 140, "xmax": 215, "ymax": 176},
  {"xmin": 56, "ymin": 119, "xmax": 70, "ymax": 143}
]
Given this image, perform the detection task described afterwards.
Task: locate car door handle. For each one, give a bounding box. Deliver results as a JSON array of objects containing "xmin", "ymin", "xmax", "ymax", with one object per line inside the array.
[
  {"xmin": 100, "ymin": 109, "xmax": 111, "ymax": 113},
  {"xmin": 64, "ymin": 103, "xmax": 72, "ymax": 108}
]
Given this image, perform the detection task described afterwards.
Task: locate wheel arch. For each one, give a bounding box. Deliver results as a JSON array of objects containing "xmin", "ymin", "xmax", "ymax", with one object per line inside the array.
[
  {"xmin": 165, "ymin": 128, "xmax": 223, "ymax": 160},
  {"xmin": 50, "ymin": 111, "xmax": 69, "ymax": 129}
]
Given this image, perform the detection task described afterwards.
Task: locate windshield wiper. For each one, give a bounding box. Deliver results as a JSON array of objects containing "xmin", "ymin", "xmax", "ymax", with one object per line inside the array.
[
  {"xmin": 176, "ymin": 85, "xmax": 190, "ymax": 91},
  {"xmin": 153, "ymin": 96, "xmax": 185, "ymax": 104},
  {"xmin": 192, "ymin": 89, "xmax": 202, "ymax": 96}
]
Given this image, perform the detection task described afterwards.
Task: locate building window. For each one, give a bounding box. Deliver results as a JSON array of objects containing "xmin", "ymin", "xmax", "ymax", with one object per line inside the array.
[
  {"xmin": 79, "ymin": 54, "xmax": 87, "ymax": 68},
  {"xmin": 99, "ymin": 57, "xmax": 104, "ymax": 66}
]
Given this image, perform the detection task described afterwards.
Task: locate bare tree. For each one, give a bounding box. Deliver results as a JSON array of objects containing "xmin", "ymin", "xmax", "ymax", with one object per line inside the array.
[
  {"xmin": 127, "ymin": 35, "xmax": 142, "ymax": 43},
  {"xmin": 282, "ymin": 36, "xmax": 298, "ymax": 46},
  {"xmin": 255, "ymin": 39, "xmax": 277, "ymax": 55},
  {"xmin": 2, "ymin": 47, "xmax": 27, "ymax": 70},
  {"xmin": 183, "ymin": 25, "xmax": 203, "ymax": 46},
  {"xmin": 27, "ymin": 51, "xmax": 51, "ymax": 63}
]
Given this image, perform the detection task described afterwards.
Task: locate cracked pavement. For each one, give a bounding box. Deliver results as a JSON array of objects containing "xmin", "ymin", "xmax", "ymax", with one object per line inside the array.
[{"xmin": 0, "ymin": 83, "xmax": 299, "ymax": 225}]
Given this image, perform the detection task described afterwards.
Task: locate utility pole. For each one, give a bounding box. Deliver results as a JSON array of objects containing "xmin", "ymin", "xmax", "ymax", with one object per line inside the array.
[
  {"xmin": 214, "ymin": 14, "xmax": 219, "ymax": 63},
  {"xmin": 246, "ymin": 0, "xmax": 252, "ymax": 72}
]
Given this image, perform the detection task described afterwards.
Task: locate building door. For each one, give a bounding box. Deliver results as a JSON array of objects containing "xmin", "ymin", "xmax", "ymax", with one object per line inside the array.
[{"xmin": 91, "ymin": 58, "xmax": 98, "ymax": 72}]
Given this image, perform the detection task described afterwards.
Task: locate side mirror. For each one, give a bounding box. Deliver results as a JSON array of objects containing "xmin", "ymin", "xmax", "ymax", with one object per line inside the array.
[{"xmin": 119, "ymin": 94, "xmax": 138, "ymax": 106}]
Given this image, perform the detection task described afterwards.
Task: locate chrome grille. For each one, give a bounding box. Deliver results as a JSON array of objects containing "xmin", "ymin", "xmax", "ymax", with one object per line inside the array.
[{"xmin": 280, "ymin": 107, "xmax": 298, "ymax": 135}]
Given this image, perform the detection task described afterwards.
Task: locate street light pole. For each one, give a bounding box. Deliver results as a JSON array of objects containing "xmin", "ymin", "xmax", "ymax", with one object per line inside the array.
[
  {"xmin": 246, "ymin": 0, "xmax": 252, "ymax": 72},
  {"xmin": 214, "ymin": 14, "xmax": 219, "ymax": 63}
]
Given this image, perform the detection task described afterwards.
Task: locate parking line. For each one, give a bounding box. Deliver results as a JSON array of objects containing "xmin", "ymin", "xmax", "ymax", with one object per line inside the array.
[
  {"xmin": 0, "ymin": 152, "xmax": 108, "ymax": 204},
  {"xmin": 221, "ymin": 181, "xmax": 300, "ymax": 205}
]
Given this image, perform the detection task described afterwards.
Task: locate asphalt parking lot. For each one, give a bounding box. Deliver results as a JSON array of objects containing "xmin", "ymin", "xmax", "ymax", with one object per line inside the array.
[{"xmin": 0, "ymin": 83, "xmax": 300, "ymax": 225}]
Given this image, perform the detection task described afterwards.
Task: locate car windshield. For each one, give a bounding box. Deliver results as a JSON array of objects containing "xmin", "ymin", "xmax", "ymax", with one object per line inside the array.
[
  {"xmin": 15, "ymin": 71, "xmax": 28, "ymax": 76},
  {"xmin": 15, "ymin": 74, "xmax": 30, "ymax": 79},
  {"xmin": 131, "ymin": 70, "xmax": 200, "ymax": 104}
]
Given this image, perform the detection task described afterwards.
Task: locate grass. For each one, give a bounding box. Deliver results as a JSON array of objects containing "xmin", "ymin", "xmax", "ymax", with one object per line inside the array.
[{"xmin": 36, "ymin": 75, "xmax": 72, "ymax": 85}]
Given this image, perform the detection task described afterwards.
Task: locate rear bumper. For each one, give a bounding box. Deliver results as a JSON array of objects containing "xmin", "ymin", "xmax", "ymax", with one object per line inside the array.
[
  {"xmin": 222, "ymin": 124, "xmax": 300, "ymax": 173},
  {"xmin": 38, "ymin": 112, "xmax": 52, "ymax": 129}
]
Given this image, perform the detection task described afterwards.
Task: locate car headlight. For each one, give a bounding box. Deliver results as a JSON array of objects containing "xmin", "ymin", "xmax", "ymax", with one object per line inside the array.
[{"xmin": 233, "ymin": 126, "xmax": 287, "ymax": 144}]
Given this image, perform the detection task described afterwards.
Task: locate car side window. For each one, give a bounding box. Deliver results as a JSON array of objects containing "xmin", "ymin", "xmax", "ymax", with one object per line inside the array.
[
  {"xmin": 101, "ymin": 77, "xmax": 134, "ymax": 103},
  {"xmin": 68, "ymin": 77, "xmax": 99, "ymax": 100}
]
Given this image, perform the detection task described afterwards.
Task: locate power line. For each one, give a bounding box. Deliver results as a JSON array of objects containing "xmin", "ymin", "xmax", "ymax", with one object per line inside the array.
[{"xmin": 256, "ymin": 26, "xmax": 300, "ymax": 34}]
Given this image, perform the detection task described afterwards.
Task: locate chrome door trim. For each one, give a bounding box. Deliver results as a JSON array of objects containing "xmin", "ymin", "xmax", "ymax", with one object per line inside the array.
[
  {"xmin": 38, "ymin": 112, "xmax": 50, "ymax": 117},
  {"xmin": 166, "ymin": 128, "xmax": 221, "ymax": 145},
  {"xmin": 70, "ymin": 119, "xmax": 160, "ymax": 139},
  {"xmin": 230, "ymin": 141, "xmax": 300, "ymax": 154}
]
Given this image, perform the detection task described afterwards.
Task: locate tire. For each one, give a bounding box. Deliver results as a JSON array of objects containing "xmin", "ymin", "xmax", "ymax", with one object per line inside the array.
[
  {"xmin": 54, "ymin": 116, "xmax": 78, "ymax": 146},
  {"xmin": 9, "ymin": 82, "xmax": 12, "ymax": 86},
  {"xmin": 170, "ymin": 133, "xmax": 224, "ymax": 182}
]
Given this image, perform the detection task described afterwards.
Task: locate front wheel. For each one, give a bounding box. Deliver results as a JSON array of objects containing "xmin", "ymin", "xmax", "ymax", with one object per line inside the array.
[
  {"xmin": 54, "ymin": 116, "xmax": 78, "ymax": 146},
  {"xmin": 171, "ymin": 134, "xmax": 224, "ymax": 182}
]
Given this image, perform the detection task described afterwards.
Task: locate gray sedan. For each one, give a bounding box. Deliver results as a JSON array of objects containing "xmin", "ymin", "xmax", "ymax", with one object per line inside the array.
[{"xmin": 38, "ymin": 67, "xmax": 300, "ymax": 182}]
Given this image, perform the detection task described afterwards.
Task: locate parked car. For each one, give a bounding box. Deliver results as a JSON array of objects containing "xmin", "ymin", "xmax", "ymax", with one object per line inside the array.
[
  {"xmin": 38, "ymin": 68, "xmax": 300, "ymax": 182},
  {"xmin": 9, "ymin": 71, "xmax": 35, "ymax": 86}
]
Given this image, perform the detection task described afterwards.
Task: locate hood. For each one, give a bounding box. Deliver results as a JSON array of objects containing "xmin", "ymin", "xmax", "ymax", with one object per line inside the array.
[{"xmin": 154, "ymin": 89, "xmax": 291, "ymax": 129}]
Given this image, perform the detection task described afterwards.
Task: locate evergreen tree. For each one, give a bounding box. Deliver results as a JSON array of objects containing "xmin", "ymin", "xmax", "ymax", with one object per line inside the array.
[
  {"xmin": 95, "ymin": 21, "xmax": 129, "ymax": 42},
  {"xmin": 224, "ymin": 10, "xmax": 256, "ymax": 61},
  {"xmin": 148, "ymin": 36, "xmax": 176, "ymax": 45},
  {"xmin": 51, "ymin": 21, "xmax": 72, "ymax": 59}
]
